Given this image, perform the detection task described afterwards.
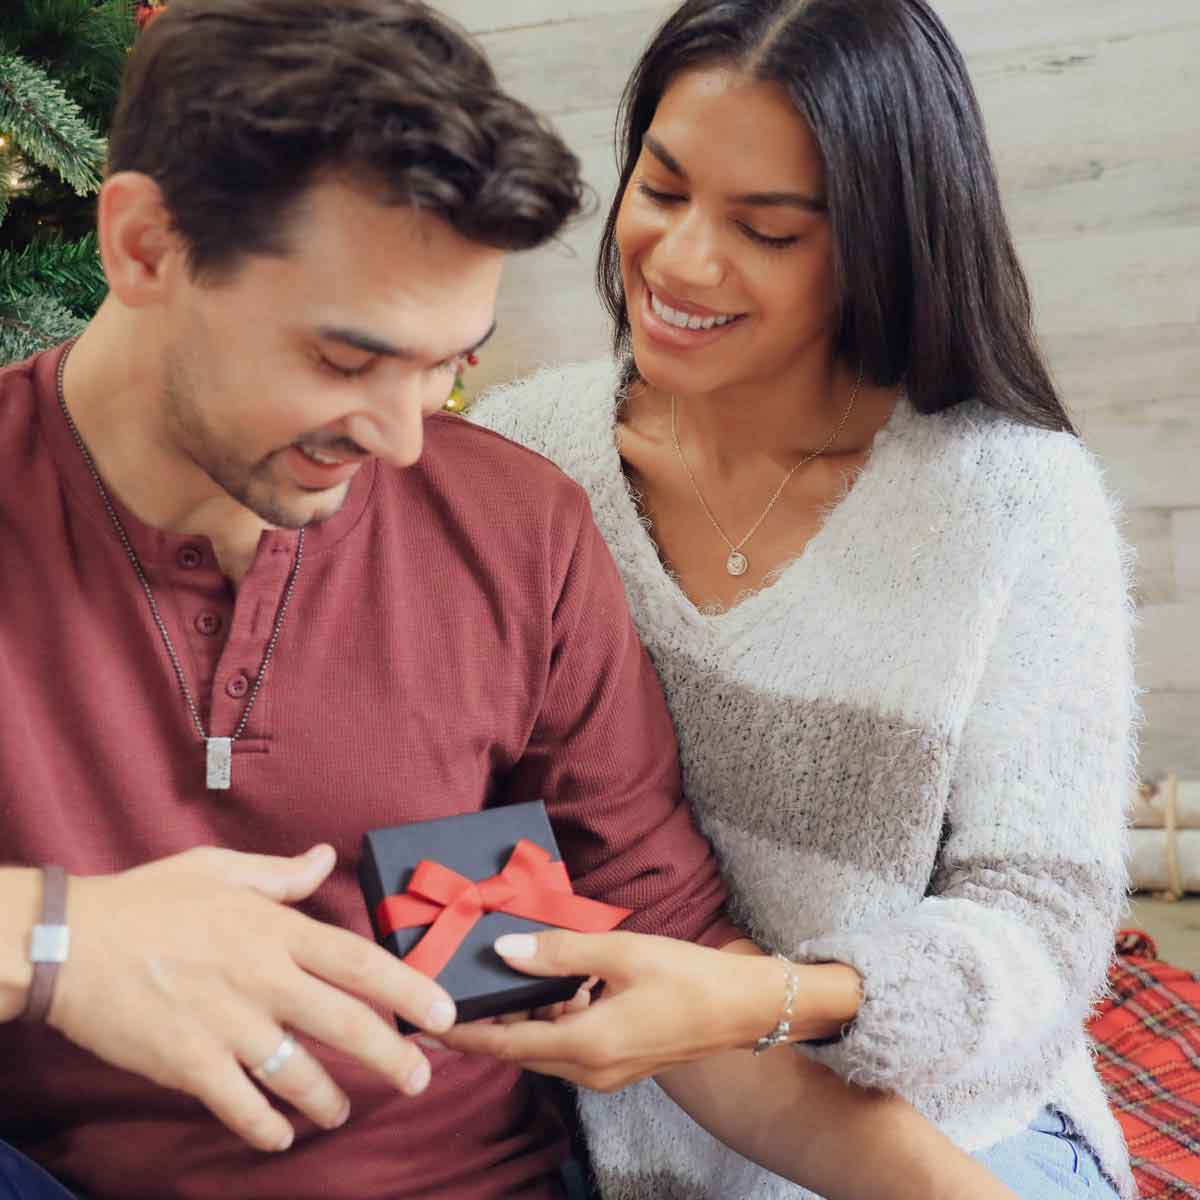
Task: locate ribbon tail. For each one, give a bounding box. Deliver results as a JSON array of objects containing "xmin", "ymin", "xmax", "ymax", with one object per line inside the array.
[
  {"xmin": 501, "ymin": 887, "xmax": 631, "ymax": 932},
  {"xmin": 402, "ymin": 891, "xmax": 484, "ymax": 980}
]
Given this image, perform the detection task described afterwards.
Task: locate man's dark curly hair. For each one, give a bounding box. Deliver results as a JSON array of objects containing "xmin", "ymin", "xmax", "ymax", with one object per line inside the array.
[{"xmin": 107, "ymin": 0, "xmax": 585, "ymax": 279}]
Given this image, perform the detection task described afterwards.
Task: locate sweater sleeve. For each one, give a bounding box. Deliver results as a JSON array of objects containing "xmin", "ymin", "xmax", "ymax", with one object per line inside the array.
[
  {"xmin": 793, "ymin": 436, "xmax": 1136, "ymax": 1093},
  {"xmin": 497, "ymin": 480, "xmax": 737, "ymax": 950}
]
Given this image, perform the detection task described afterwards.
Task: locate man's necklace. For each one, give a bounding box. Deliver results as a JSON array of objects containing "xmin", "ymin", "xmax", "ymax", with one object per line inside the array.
[
  {"xmin": 55, "ymin": 346, "xmax": 304, "ymax": 791},
  {"xmin": 670, "ymin": 363, "xmax": 864, "ymax": 578}
]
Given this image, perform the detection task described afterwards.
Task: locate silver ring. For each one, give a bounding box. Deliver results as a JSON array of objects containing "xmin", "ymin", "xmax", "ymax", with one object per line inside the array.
[{"xmin": 252, "ymin": 1033, "xmax": 298, "ymax": 1080}]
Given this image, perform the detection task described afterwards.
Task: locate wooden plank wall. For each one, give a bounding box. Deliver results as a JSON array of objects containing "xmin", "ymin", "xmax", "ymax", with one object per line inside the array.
[{"xmin": 441, "ymin": 0, "xmax": 1200, "ymax": 776}]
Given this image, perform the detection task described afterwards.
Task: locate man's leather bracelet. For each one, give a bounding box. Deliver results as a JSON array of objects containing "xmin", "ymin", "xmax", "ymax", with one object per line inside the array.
[{"xmin": 21, "ymin": 865, "xmax": 70, "ymax": 1023}]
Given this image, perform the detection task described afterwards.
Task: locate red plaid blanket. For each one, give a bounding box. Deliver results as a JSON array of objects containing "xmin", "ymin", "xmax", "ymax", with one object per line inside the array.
[{"xmin": 1088, "ymin": 930, "xmax": 1200, "ymax": 1199}]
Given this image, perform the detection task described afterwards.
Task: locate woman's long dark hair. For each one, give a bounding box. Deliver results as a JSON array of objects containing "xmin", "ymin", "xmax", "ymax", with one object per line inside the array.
[{"xmin": 598, "ymin": 0, "xmax": 1075, "ymax": 434}]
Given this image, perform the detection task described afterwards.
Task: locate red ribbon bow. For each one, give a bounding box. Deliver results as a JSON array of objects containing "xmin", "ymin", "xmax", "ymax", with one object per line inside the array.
[{"xmin": 376, "ymin": 839, "xmax": 632, "ymax": 979}]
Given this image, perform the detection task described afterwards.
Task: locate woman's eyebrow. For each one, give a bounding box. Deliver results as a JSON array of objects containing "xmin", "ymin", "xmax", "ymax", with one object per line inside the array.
[{"xmin": 643, "ymin": 133, "xmax": 826, "ymax": 211}]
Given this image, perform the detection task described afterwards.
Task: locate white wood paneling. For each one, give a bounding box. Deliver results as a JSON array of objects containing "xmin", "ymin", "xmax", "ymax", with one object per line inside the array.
[
  {"xmin": 438, "ymin": 0, "xmax": 670, "ymax": 34},
  {"xmin": 476, "ymin": 10, "xmax": 671, "ymax": 116},
  {"xmin": 1125, "ymin": 509, "xmax": 1176, "ymax": 607},
  {"xmin": 1137, "ymin": 604, "xmax": 1200, "ymax": 693},
  {"xmin": 1022, "ymin": 229, "xmax": 1200, "ymax": 339},
  {"xmin": 1174, "ymin": 510, "xmax": 1200, "ymax": 598},
  {"xmin": 1141, "ymin": 692, "xmax": 1200, "ymax": 777}
]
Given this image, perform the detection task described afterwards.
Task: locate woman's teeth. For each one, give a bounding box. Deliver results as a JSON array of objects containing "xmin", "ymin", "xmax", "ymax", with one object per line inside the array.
[{"xmin": 649, "ymin": 290, "xmax": 739, "ymax": 331}]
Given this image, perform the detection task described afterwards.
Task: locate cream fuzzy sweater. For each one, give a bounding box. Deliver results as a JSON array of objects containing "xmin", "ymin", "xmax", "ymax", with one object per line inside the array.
[{"xmin": 471, "ymin": 360, "xmax": 1136, "ymax": 1200}]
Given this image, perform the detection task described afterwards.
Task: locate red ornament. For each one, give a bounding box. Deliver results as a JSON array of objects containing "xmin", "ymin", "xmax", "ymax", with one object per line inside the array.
[{"xmin": 135, "ymin": 1, "xmax": 168, "ymax": 30}]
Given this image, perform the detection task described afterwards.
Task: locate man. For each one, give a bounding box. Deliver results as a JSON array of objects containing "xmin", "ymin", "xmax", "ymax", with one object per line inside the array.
[{"xmin": 0, "ymin": 4, "xmax": 1018, "ymax": 1199}]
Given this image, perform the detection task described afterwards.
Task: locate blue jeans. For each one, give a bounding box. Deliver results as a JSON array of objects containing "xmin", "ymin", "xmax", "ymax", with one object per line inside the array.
[
  {"xmin": 974, "ymin": 1108, "xmax": 1120, "ymax": 1197},
  {"xmin": 4, "ymin": 1114, "xmax": 1118, "ymax": 1200},
  {"xmin": 0, "ymin": 1139, "xmax": 589, "ymax": 1200},
  {"xmin": 0, "ymin": 1142, "xmax": 76, "ymax": 1200}
]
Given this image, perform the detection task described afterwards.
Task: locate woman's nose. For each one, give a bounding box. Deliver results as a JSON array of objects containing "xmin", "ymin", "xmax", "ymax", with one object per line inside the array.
[{"xmin": 652, "ymin": 208, "xmax": 724, "ymax": 290}]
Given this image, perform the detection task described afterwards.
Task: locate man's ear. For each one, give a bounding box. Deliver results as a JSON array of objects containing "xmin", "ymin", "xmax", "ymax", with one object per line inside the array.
[{"xmin": 96, "ymin": 171, "xmax": 188, "ymax": 309}]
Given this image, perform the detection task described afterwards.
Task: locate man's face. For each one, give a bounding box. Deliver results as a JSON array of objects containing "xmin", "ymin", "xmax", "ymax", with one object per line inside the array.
[{"xmin": 158, "ymin": 178, "xmax": 504, "ymax": 529}]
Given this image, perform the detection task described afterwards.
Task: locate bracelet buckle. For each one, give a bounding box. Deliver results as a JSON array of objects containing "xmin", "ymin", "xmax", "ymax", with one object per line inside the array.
[{"xmin": 30, "ymin": 923, "xmax": 70, "ymax": 964}]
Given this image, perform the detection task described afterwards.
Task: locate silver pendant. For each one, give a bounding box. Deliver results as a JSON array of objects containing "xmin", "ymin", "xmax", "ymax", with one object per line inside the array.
[
  {"xmin": 726, "ymin": 551, "xmax": 749, "ymax": 577},
  {"xmin": 206, "ymin": 737, "xmax": 233, "ymax": 790}
]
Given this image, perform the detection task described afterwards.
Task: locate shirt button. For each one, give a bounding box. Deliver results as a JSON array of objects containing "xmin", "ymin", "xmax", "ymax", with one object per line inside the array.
[
  {"xmin": 177, "ymin": 545, "xmax": 203, "ymax": 570},
  {"xmin": 195, "ymin": 612, "xmax": 222, "ymax": 637},
  {"xmin": 225, "ymin": 672, "xmax": 250, "ymax": 699}
]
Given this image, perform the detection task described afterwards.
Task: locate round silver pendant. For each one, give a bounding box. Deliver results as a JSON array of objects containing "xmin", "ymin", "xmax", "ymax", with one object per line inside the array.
[{"xmin": 726, "ymin": 551, "xmax": 749, "ymax": 577}]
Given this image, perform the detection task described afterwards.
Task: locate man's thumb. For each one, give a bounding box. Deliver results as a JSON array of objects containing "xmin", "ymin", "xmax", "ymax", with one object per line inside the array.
[{"xmin": 226, "ymin": 843, "xmax": 337, "ymax": 902}]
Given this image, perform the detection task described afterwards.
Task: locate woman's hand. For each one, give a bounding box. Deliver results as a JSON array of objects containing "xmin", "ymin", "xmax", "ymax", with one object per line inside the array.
[{"xmin": 437, "ymin": 929, "xmax": 861, "ymax": 1089}]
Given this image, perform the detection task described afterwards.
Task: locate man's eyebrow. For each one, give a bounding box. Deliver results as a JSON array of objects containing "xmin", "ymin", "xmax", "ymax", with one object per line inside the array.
[
  {"xmin": 643, "ymin": 133, "xmax": 827, "ymax": 213},
  {"xmin": 318, "ymin": 320, "xmax": 498, "ymax": 362}
]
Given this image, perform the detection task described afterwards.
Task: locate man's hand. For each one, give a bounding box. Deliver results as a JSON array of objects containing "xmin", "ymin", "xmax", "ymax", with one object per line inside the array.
[{"xmin": 48, "ymin": 846, "xmax": 457, "ymax": 1153}]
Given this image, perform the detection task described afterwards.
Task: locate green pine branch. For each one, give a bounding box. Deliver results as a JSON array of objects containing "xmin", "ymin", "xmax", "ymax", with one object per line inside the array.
[
  {"xmin": 0, "ymin": 138, "xmax": 27, "ymax": 228},
  {"xmin": 0, "ymin": 51, "xmax": 107, "ymax": 197},
  {"xmin": 0, "ymin": 286, "xmax": 86, "ymax": 363},
  {"xmin": 1, "ymin": 0, "xmax": 137, "ymax": 123},
  {"xmin": 0, "ymin": 232, "xmax": 106, "ymax": 316}
]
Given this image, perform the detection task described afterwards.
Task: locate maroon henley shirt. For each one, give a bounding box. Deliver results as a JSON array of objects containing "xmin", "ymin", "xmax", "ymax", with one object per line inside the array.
[{"xmin": 0, "ymin": 343, "xmax": 734, "ymax": 1200}]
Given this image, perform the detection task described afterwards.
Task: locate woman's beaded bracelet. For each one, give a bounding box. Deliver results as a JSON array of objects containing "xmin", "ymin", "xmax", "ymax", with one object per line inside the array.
[{"xmin": 753, "ymin": 951, "xmax": 800, "ymax": 1054}]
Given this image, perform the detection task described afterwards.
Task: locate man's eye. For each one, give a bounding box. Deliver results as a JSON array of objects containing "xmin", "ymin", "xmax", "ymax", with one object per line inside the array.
[{"xmin": 319, "ymin": 356, "xmax": 372, "ymax": 379}]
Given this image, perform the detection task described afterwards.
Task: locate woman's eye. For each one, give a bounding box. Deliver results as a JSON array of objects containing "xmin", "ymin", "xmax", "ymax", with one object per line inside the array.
[
  {"xmin": 637, "ymin": 181, "xmax": 683, "ymax": 205},
  {"xmin": 739, "ymin": 224, "xmax": 801, "ymax": 250}
]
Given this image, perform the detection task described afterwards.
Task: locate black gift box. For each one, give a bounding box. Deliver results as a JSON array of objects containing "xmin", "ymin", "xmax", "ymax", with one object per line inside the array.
[{"xmin": 359, "ymin": 800, "xmax": 593, "ymax": 1029}]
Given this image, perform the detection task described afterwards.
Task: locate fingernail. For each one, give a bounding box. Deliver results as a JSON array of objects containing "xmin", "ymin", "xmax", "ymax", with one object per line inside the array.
[
  {"xmin": 333, "ymin": 1101, "xmax": 351, "ymax": 1128},
  {"xmin": 405, "ymin": 1057, "xmax": 431, "ymax": 1096},
  {"xmin": 276, "ymin": 1129, "xmax": 294, "ymax": 1152},
  {"xmin": 495, "ymin": 934, "xmax": 537, "ymax": 959},
  {"xmin": 306, "ymin": 844, "xmax": 334, "ymax": 867},
  {"xmin": 427, "ymin": 993, "xmax": 453, "ymax": 1032},
  {"xmin": 413, "ymin": 1035, "xmax": 445, "ymax": 1051}
]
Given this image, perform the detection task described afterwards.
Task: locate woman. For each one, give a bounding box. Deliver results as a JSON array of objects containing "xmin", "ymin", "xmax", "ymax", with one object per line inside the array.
[{"xmin": 457, "ymin": 0, "xmax": 1134, "ymax": 1196}]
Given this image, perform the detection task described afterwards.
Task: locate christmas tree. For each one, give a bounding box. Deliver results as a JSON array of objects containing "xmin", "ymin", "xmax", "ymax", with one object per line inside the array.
[{"xmin": 0, "ymin": 1, "xmax": 153, "ymax": 365}]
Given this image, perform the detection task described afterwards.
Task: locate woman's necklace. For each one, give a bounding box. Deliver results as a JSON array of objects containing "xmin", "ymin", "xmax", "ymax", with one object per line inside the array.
[
  {"xmin": 670, "ymin": 364, "xmax": 864, "ymax": 577},
  {"xmin": 55, "ymin": 345, "xmax": 304, "ymax": 791}
]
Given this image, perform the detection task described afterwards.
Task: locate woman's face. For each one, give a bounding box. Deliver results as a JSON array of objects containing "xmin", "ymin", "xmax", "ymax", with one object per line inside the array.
[{"xmin": 616, "ymin": 66, "xmax": 837, "ymax": 397}]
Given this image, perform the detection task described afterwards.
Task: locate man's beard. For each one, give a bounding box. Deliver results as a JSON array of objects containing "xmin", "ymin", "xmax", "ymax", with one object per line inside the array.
[{"xmin": 160, "ymin": 353, "xmax": 348, "ymax": 530}]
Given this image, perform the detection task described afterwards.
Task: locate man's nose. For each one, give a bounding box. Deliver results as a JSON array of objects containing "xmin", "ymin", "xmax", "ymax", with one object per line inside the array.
[{"xmin": 339, "ymin": 378, "xmax": 427, "ymax": 470}]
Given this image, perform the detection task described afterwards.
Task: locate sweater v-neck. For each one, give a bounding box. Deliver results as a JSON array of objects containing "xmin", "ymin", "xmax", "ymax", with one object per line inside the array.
[{"xmin": 597, "ymin": 383, "xmax": 911, "ymax": 639}]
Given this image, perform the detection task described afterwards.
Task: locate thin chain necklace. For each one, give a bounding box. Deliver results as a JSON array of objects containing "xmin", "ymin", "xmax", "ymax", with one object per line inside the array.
[
  {"xmin": 55, "ymin": 345, "xmax": 305, "ymax": 791},
  {"xmin": 671, "ymin": 363, "xmax": 864, "ymax": 577}
]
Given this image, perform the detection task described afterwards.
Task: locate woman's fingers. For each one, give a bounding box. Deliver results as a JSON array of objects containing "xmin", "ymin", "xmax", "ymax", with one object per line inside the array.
[
  {"xmin": 440, "ymin": 1006, "xmax": 602, "ymax": 1065},
  {"xmin": 492, "ymin": 930, "xmax": 643, "ymax": 983}
]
